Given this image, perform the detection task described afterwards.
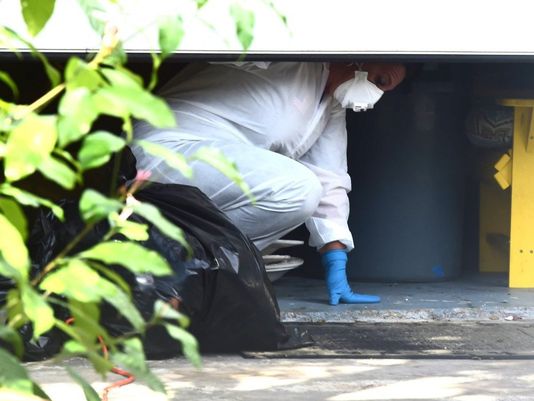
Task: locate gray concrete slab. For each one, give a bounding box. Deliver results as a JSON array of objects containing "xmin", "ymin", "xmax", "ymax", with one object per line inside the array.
[
  {"xmin": 26, "ymin": 356, "xmax": 534, "ymax": 401},
  {"xmin": 274, "ymin": 273, "xmax": 534, "ymax": 322},
  {"xmin": 19, "ymin": 273, "xmax": 534, "ymax": 401},
  {"xmin": 247, "ymin": 322, "xmax": 534, "ymax": 359}
]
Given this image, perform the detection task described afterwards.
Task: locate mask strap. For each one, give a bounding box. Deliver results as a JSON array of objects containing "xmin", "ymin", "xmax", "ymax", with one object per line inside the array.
[{"xmin": 345, "ymin": 62, "xmax": 364, "ymax": 71}]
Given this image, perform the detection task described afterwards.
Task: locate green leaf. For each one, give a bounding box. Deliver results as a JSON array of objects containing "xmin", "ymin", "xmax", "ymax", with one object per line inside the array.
[
  {"xmin": 68, "ymin": 300, "xmax": 103, "ymax": 343},
  {"xmin": 264, "ymin": 0, "xmax": 288, "ymax": 27},
  {"xmin": 40, "ymin": 260, "xmax": 103, "ymax": 303},
  {"xmin": 0, "ymin": 70, "xmax": 19, "ymax": 99},
  {"xmin": 109, "ymin": 213, "xmax": 149, "ymax": 241},
  {"xmin": 91, "ymin": 88, "xmax": 129, "ymax": 119},
  {"xmin": 57, "ymin": 119, "xmax": 82, "ymax": 151},
  {"xmin": 62, "ymin": 340, "xmax": 113, "ymax": 375},
  {"xmin": 45, "ymin": 263, "xmax": 143, "ymax": 332},
  {"xmin": 0, "ymin": 97, "xmax": 15, "ymax": 114},
  {"xmin": 115, "ymin": 221, "xmax": 149, "ymax": 241},
  {"xmin": 41, "ymin": 57, "xmax": 61, "ymax": 88},
  {"xmin": 0, "ymin": 259, "xmax": 21, "ymax": 285},
  {"xmin": 0, "ymin": 198, "xmax": 28, "ymax": 241},
  {"xmin": 111, "ymin": 338, "xmax": 166, "ymax": 393},
  {"xmin": 0, "ymin": 184, "xmax": 64, "ymax": 220},
  {"xmin": 40, "ymin": 260, "xmax": 145, "ymax": 332},
  {"xmin": 191, "ymin": 146, "xmax": 254, "ymax": 200},
  {"xmin": 94, "ymin": 87, "xmax": 175, "ymax": 128},
  {"xmin": 65, "ymin": 57, "xmax": 103, "ymax": 91},
  {"xmin": 147, "ymin": 53, "xmax": 162, "ymax": 91},
  {"xmin": 135, "ymin": 140, "xmax": 192, "ymax": 178},
  {"xmin": 58, "ymin": 87, "xmax": 98, "ymax": 147},
  {"xmin": 230, "ymin": 3, "xmax": 255, "ymax": 50},
  {"xmin": 31, "ymin": 383, "xmax": 53, "ymax": 401},
  {"xmin": 153, "ymin": 300, "xmax": 189, "ymax": 327},
  {"xmin": 0, "ymin": 348, "xmax": 34, "ymax": 393},
  {"xmin": 69, "ymin": 272, "xmax": 145, "ymax": 332},
  {"xmin": 76, "ymin": 0, "xmax": 108, "ymax": 35},
  {"xmin": 38, "ymin": 156, "xmax": 78, "ymax": 189},
  {"xmin": 21, "ymin": 0, "xmax": 56, "ymax": 37},
  {"xmin": 0, "ymin": 326, "xmax": 24, "ymax": 358},
  {"xmin": 104, "ymin": 41, "xmax": 127, "ymax": 67},
  {"xmin": 66, "ymin": 299, "xmax": 116, "ymax": 352},
  {"xmin": 79, "ymin": 189, "xmax": 122, "ymax": 223},
  {"xmin": 89, "ymin": 261, "xmax": 131, "ymax": 296},
  {"xmin": 0, "ymin": 27, "xmax": 60, "ymax": 87},
  {"xmin": 99, "ymin": 279, "xmax": 144, "ymax": 331},
  {"xmin": 20, "ymin": 284, "xmax": 55, "ymax": 338},
  {"xmin": 78, "ymin": 131, "xmax": 125, "ymax": 170},
  {"xmin": 6, "ymin": 289, "xmax": 27, "ymax": 329},
  {"xmin": 158, "ymin": 15, "xmax": 184, "ymax": 58},
  {"xmin": 194, "ymin": 0, "xmax": 208, "ymax": 8},
  {"xmin": 80, "ymin": 241, "xmax": 171, "ymax": 276},
  {"xmin": 132, "ymin": 202, "xmax": 190, "ymax": 252},
  {"xmin": 65, "ymin": 367, "xmax": 101, "ymax": 401},
  {"xmin": 54, "ymin": 148, "xmax": 80, "ymax": 169},
  {"xmin": 99, "ymin": 67, "xmax": 143, "ymax": 89},
  {"xmin": 0, "ymin": 214, "xmax": 29, "ymax": 280},
  {"xmin": 164, "ymin": 323, "xmax": 201, "ymax": 368},
  {"xmin": 62, "ymin": 339, "xmax": 87, "ymax": 354},
  {"xmin": 0, "ymin": 27, "xmax": 19, "ymax": 52},
  {"xmin": 4, "ymin": 114, "xmax": 57, "ymax": 182},
  {"xmin": 0, "ymin": 388, "xmax": 50, "ymax": 401}
]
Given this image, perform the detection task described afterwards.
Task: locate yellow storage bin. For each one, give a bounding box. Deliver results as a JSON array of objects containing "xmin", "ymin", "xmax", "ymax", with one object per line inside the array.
[{"xmin": 497, "ymin": 99, "xmax": 534, "ymax": 287}]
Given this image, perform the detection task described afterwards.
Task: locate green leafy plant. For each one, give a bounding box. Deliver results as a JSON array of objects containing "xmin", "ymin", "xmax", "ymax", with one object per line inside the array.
[{"xmin": 0, "ymin": 0, "xmax": 282, "ymax": 400}]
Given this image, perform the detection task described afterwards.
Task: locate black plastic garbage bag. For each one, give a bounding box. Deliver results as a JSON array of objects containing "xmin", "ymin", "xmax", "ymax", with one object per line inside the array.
[
  {"xmin": 20, "ymin": 182, "xmax": 290, "ymax": 358},
  {"xmin": 121, "ymin": 182, "xmax": 290, "ymax": 356}
]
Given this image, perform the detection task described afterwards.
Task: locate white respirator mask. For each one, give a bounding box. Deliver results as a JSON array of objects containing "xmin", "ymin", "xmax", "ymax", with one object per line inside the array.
[{"xmin": 333, "ymin": 70, "xmax": 384, "ymax": 112}]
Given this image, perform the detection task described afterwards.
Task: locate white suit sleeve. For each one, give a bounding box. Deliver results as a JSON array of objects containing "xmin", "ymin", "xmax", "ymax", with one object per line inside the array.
[{"xmin": 299, "ymin": 105, "xmax": 354, "ymax": 251}]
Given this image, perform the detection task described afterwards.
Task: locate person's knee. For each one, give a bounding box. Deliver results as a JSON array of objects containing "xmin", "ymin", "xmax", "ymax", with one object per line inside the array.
[
  {"xmin": 254, "ymin": 169, "xmax": 320, "ymax": 239},
  {"xmin": 257, "ymin": 166, "xmax": 321, "ymax": 212},
  {"xmin": 292, "ymin": 169, "xmax": 322, "ymax": 221},
  {"xmin": 244, "ymin": 158, "xmax": 323, "ymax": 226}
]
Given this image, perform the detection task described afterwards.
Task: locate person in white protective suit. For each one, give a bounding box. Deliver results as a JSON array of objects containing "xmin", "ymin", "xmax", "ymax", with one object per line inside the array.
[{"xmin": 131, "ymin": 61, "xmax": 406, "ymax": 305}]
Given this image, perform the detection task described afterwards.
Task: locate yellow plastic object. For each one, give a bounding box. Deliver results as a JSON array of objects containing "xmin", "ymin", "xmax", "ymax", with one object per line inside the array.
[
  {"xmin": 494, "ymin": 151, "xmax": 513, "ymax": 190},
  {"xmin": 499, "ymin": 99, "xmax": 534, "ymax": 287}
]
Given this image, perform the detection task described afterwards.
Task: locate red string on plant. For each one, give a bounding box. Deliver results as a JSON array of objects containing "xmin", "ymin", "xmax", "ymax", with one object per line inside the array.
[
  {"xmin": 101, "ymin": 366, "xmax": 135, "ymax": 401},
  {"xmin": 65, "ymin": 317, "xmax": 136, "ymax": 401}
]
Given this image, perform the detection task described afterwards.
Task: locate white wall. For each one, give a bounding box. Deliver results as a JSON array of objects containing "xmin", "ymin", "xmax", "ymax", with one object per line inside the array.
[{"xmin": 1, "ymin": 0, "xmax": 534, "ymax": 55}]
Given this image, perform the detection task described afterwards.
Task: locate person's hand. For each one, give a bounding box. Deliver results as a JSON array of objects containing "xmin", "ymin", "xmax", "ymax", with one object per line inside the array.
[{"xmin": 321, "ymin": 249, "xmax": 381, "ymax": 305}]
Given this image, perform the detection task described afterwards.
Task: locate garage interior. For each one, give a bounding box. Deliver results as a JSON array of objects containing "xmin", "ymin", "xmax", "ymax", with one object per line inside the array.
[{"xmin": 3, "ymin": 57, "xmax": 534, "ymax": 321}]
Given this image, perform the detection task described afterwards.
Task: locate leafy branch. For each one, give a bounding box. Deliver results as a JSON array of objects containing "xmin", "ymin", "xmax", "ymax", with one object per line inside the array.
[{"xmin": 0, "ymin": 0, "xmax": 286, "ymax": 400}]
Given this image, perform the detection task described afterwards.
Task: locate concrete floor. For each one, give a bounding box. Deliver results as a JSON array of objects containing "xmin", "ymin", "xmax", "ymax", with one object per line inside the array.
[
  {"xmin": 21, "ymin": 273, "xmax": 534, "ymax": 401},
  {"xmin": 27, "ymin": 356, "xmax": 534, "ymax": 401},
  {"xmin": 274, "ymin": 273, "xmax": 534, "ymax": 323}
]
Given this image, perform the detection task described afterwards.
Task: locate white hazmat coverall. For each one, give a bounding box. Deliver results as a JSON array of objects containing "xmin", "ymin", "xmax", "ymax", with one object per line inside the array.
[{"xmin": 131, "ymin": 62, "xmax": 353, "ymax": 252}]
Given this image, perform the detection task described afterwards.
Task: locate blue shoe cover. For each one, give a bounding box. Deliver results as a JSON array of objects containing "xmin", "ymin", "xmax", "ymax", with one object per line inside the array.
[{"xmin": 321, "ymin": 249, "xmax": 381, "ymax": 305}]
